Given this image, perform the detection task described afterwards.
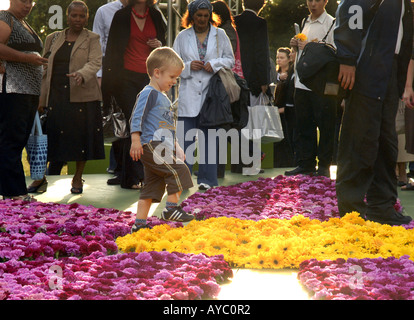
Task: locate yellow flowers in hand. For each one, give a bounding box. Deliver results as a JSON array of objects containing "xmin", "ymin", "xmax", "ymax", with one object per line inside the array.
[{"xmin": 294, "ymin": 33, "xmax": 307, "ymax": 41}]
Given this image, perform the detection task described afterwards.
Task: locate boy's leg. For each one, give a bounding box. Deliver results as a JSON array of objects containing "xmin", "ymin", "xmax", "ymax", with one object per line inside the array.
[
  {"xmin": 131, "ymin": 198, "xmax": 153, "ymax": 232},
  {"xmin": 166, "ymin": 191, "xmax": 181, "ymax": 205},
  {"xmin": 136, "ymin": 198, "xmax": 153, "ymax": 220},
  {"xmin": 131, "ymin": 156, "xmax": 164, "ymax": 233},
  {"xmin": 138, "ymin": 142, "xmax": 194, "ymax": 223}
]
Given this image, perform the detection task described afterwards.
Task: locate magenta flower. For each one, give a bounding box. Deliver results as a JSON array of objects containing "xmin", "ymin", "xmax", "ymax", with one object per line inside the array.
[{"xmin": 298, "ymin": 256, "xmax": 414, "ymax": 300}]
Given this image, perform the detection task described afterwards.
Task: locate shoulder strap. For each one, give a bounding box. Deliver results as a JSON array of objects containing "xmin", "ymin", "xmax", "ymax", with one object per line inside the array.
[
  {"xmin": 300, "ymin": 17, "xmax": 307, "ymax": 31},
  {"xmin": 216, "ymin": 27, "xmax": 219, "ymax": 58},
  {"xmin": 322, "ymin": 19, "xmax": 336, "ymax": 42}
]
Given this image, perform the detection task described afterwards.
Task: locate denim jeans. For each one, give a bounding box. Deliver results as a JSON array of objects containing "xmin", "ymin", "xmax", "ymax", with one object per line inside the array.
[{"xmin": 177, "ymin": 115, "xmax": 219, "ymax": 187}]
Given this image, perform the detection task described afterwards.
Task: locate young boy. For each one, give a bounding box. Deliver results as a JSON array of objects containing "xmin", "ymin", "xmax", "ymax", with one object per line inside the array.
[{"xmin": 129, "ymin": 47, "xmax": 194, "ymax": 233}]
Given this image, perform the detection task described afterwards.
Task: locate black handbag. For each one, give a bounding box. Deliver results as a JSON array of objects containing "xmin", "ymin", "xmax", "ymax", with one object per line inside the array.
[
  {"xmin": 230, "ymin": 73, "xmax": 249, "ymax": 130},
  {"xmin": 296, "ymin": 19, "xmax": 340, "ymax": 96},
  {"xmin": 102, "ymin": 96, "xmax": 129, "ymax": 142}
]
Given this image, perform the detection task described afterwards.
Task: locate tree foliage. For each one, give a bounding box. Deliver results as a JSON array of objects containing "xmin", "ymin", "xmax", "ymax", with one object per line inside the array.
[
  {"xmin": 26, "ymin": 0, "xmax": 107, "ymax": 41},
  {"xmin": 24, "ymin": 0, "xmax": 338, "ymax": 58},
  {"xmin": 261, "ymin": 0, "xmax": 338, "ymax": 58}
]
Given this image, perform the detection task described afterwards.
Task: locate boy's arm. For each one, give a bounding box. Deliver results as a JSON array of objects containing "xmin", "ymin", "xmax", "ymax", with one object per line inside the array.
[
  {"xmin": 130, "ymin": 132, "xmax": 143, "ymax": 161},
  {"xmin": 130, "ymin": 90, "xmax": 158, "ymax": 134},
  {"xmin": 129, "ymin": 90, "xmax": 157, "ymax": 161},
  {"xmin": 175, "ymin": 141, "xmax": 185, "ymax": 162}
]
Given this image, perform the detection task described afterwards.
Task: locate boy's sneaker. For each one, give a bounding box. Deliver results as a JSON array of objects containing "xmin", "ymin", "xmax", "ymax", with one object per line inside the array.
[
  {"xmin": 161, "ymin": 205, "xmax": 195, "ymax": 222},
  {"xmin": 131, "ymin": 223, "xmax": 151, "ymax": 233}
]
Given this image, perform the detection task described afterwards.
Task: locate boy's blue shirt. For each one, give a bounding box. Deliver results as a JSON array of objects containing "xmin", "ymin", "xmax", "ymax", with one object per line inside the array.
[{"xmin": 130, "ymin": 85, "xmax": 176, "ymax": 150}]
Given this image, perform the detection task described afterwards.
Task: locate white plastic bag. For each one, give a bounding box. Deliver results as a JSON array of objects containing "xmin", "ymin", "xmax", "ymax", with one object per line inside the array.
[{"xmin": 244, "ymin": 93, "xmax": 284, "ymax": 143}]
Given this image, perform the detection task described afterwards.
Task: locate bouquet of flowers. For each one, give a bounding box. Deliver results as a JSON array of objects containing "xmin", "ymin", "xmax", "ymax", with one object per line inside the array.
[{"xmin": 294, "ymin": 33, "xmax": 307, "ymax": 41}]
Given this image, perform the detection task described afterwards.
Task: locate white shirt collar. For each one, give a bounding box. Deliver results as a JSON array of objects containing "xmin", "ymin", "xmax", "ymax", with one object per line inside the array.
[{"xmin": 307, "ymin": 10, "xmax": 328, "ymax": 24}]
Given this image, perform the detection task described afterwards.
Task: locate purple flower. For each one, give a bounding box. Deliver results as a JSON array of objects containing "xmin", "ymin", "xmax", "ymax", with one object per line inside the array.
[{"xmin": 298, "ymin": 256, "xmax": 414, "ymax": 300}]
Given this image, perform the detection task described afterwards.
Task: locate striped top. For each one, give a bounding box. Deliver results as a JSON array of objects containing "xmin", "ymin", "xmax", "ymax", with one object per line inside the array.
[{"xmin": 0, "ymin": 11, "xmax": 43, "ymax": 95}]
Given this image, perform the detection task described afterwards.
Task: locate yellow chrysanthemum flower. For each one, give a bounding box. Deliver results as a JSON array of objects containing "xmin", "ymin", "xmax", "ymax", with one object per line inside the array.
[
  {"xmin": 294, "ymin": 33, "xmax": 307, "ymax": 41},
  {"xmin": 175, "ymin": 239, "xmax": 195, "ymax": 253},
  {"xmin": 267, "ymin": 250, "xmax": 286, "ymax": 269},
  {"xmin": 193, "ymin": 237, "xmax": 209, "ymax": 252},
  {"xmin": 250, "ymin": 238, "xmax": 271, "ymax": 252},
  {"xmin": 115, "ymin": 214, "xmax": 414, "ymax": 270},
  {"xmin": 152, "ymin": 239, "xmax": 173, "ymax": 252}
]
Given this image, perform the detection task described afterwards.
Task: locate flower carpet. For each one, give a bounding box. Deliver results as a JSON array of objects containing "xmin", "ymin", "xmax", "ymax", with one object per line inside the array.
[
  {"xmin": 0, "ymin": 201, "xmax": 231, "ymax": 300},
  {"xmin": 1, "ymin": 175, "xmax": 414, "ymax": 300}
]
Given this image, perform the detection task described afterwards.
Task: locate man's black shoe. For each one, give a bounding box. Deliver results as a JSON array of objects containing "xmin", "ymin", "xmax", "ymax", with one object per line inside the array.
[
  {"xmin": 365, "ymin": 211, "xmax": 412, "ymax": 226},
  {"xmin": 284, "ymin": 166, "xmax": 315, "ymax": 176},
  {"xmin": 107, "ymin": 176, "xmax": 121, "ymax": 185}
]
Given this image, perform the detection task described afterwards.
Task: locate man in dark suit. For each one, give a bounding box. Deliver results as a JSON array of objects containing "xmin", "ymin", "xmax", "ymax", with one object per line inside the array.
[
  {"xmin": 234, "ymin": 0, "xmax": 270, "ymax": 100},
  {"xmin": 335, "ymin": 0, "xmax": 413, "ymax": 225},
  {"xmin": 233, "ymin": 0, "xmax": 270, "ymax": 174}
]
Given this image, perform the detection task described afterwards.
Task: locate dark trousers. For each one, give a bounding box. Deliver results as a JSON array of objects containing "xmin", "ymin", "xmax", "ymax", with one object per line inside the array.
[
  {"xmin": 284, "ymin": 106, "xmax": 298, "ymax": 166},
  {"xmin": 112, "ymin": 69, "xmax": 146, "ymax": 188},
  {"xmin": 294, "ymin": 88, "xmax": 337, "ymax": 170},
  {"xmin": 273, "ymin": 112, "xmax": 296, "ymax": 168},
  {"xmin": 0, "ymin": 92, "xmax": 38, "ymax": 197},
  {"xmin": 336, "ymin": 59, "xmax": 399, "ymax": 218}
]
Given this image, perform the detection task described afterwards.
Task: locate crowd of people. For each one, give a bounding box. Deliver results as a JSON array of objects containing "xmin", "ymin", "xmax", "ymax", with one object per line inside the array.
[{"xmin": 0, "ymin": 0, "xmax": 413, "ymax": 229}]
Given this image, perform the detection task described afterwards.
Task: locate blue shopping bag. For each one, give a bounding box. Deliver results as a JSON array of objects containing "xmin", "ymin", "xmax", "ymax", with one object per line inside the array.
[{"xmin": 26, "ymin": 112, "xmax": 48, "ymax": 180}]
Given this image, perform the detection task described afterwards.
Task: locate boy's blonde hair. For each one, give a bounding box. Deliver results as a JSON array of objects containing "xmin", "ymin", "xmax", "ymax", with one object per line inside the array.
[{"xmin": 146, "ymin": 47, "xmax": 184, "ymax": 77}]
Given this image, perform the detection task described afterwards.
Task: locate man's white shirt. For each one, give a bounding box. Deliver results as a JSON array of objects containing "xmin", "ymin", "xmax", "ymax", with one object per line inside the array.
[{"xmin": 294, "ymin": 10, "xmax": 336, "ymax": 91}]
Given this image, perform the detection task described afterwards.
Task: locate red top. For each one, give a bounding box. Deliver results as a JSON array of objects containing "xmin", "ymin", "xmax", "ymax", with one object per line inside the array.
[{"xmin": 124, "ymin": 13, "xmax": 157, "ymax": 74}]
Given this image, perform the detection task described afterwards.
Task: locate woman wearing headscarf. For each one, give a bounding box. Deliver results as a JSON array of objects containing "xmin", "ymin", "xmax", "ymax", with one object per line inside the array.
[
  {"xmin": 0, "ymin": 0, "xmax": 47, "ymax": 201},
  {"xmin": 173, "ymin": 0, "xmax": 234, "ymax": 190}
]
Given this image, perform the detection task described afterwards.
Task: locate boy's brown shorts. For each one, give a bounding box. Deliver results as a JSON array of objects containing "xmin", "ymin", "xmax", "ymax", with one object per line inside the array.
[{"xmin": 139, "ymin": 141, "xmax": 193, "ymax": 202}]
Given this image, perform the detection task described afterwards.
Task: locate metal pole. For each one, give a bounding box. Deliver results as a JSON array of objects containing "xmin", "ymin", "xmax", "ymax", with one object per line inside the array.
[{"xmin": 167, "ymin": 0, "xmax": 173, "ymax": 47}]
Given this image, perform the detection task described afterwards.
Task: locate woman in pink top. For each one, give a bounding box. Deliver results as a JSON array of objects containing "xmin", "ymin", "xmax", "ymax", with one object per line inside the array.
[{"xmin": 102, "ymin": 0, "xmax": 166, "ymax": 190}]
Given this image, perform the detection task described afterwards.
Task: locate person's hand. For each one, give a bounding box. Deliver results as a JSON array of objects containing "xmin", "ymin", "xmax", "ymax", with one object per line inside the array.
[
  {"xmin": 130, "ymin": 141, "xmax": 144, "ymax": 161},
  {"xmin": 203, "ymin": 62, "xmax": 213, "ymax": 73},
  {"xmin": 67, "ymin": 72, "xmax": 84, "ymax": 86},
  {"xmin": 403, "ymin": 86, "xmax": 414, "ymax": 109},
  {"xmin": 175, "ymin": 143, "xmax": 185, "ymax": 162},
  {"xmin": 190, "ymin": 60, "xmax": 205, "ymax": 71},
  {"xmin": 278, "ymin": 107, "xmax": 285, "ymax": 114},
  {"xmin": 297, "ymin": 39, "xmax": 308, "ymax": 51},
  {"xmin": 261, "ymin": 85, "xmax": 268, "ymax": 94},
  {"xmin": 338, "ymin": 64, "xmax": 356, "ymax": 90},
  {"xmin": 279, "ymin": 72, "xmax": 288, "ymax": 81},
  {"xmin": 147, "ymin": 38, "xmax": 162, "ymax": 49},
  {"xmin": 290, "ymin": 37, "xmax": 298, "ymax": 50},
  {"xmin": 26, "ymin": 53, "xmax": 48, "ymax": 66}
]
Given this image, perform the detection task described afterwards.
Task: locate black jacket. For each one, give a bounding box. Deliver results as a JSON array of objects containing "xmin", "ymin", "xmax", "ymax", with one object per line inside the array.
[
  {"xmin": 101, "ymin": 5, "xmax": 167, "ymax": 108},
  {"xmin": 335, "ymin": 0, "xmax": 413, "ymax": 100},
  {"xmin": 234, "ymin": 10, "xmax": 270, "ymax": 97},
  {"xmin": 199, "ymin": 73, "xmax": 233, "ymax": 128}
]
